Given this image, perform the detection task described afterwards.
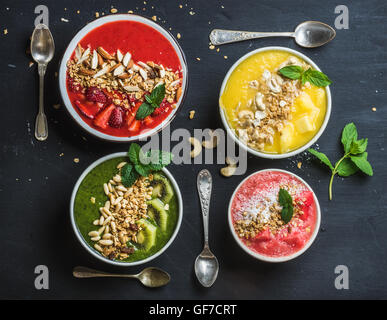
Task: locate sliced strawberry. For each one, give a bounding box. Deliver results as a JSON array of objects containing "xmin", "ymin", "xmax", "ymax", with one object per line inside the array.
[
  {"xmin": 109, "ymin": 107, "xmax": 124, "ymax": 128},
  {"xmin": 126, "ymin": 102, "xmax": 142, "ymax": 128},
  {"xmin": 143, "ymin": 115, "xmax": 154, "ymax": 126},
  {"xmin": 86, "ymin": 86, "xmax": 107, "ymax": 104},
  {"xmin": 74, "ymin": 100, "xmax": 101, "ymax": 119},
  {"xmin": 93, "ymin": 104, "xmax": 115, "ymax": 129},
  {"xmin": 128, "ymin": 119, "xmax": 141, "ymax": 134}
]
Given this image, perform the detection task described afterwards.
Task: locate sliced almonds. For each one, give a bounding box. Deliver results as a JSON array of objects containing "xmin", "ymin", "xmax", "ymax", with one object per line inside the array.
[
  {"xmin": 116, "ymin": 49, "xmax": 123, "ymax": 62},
  {"xmin": 93, "ymin": 65, "xmax": 110, "ymax": 78},
  {"xmin": 122, "ymin": 52, "xmax": 132, "ymax": 67},
  {"xmin": 97, "ymin": 46, "xmax": 114, "ymax": 60},
  {"xmin": 91, "ymin": 50, "xmax": 98, "ymax": 69}
]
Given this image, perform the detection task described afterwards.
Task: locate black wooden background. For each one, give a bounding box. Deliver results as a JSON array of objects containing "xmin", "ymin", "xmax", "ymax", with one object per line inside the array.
[{"xmin": 0, "ymin": 0, "xmax": 386, "ymax": 299}]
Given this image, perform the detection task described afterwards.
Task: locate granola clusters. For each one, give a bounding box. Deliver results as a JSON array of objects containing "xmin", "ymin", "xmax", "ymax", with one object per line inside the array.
[
  {"xmin": 236, "ymin": 57, "xmax": 309, "ymax": 151},
  {"xmin": 234, "ymin": 184, "xmax": 303, "ymax": 240},
  {"xmin": 88, "ymin": 161, "xmax": 153, "ymax": 261},
  {"xmin": 67, "ymin": 44, "xmax": 183, "ymax": 110}
]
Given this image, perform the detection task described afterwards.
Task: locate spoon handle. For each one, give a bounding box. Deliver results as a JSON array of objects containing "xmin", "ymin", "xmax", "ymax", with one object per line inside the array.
[
  {"xmin": 35, "ymin": 64, "xmax": 48, "ymax": 141},
  {"xmin": 73, "ymin": 266, "xmax": 136, "ymax": 279},
  {"xmin": 197, "ymin": 169, "xmax": 212, "ymax": 247},
  {"xmin": 209, "ymin": 29, "xmax": 294, "ymax": 46}
]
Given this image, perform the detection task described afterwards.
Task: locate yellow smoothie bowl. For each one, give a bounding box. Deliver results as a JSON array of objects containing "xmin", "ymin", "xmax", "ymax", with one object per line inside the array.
[{"xmin": 219, "ymin": 47, "xmax": 332, "ymax": 159}]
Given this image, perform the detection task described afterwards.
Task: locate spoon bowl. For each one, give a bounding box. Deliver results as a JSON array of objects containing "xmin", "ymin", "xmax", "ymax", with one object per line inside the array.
[
  {"xmin": 137, "ymin": 267, "xmax": 171, "ymax": 288},
  {"xmin": 195, "ymin": 247, "xmax": 219, "ymax": 287},
  {"xmin": 294, "ymin": 21, "xmax": 336, "ymax": 48},
  {"xmin": 31, "ymin": 24, "xmax": 55, "ymax": 64}
]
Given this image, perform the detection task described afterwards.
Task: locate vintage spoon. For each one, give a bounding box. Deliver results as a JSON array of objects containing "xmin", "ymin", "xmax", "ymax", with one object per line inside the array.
[
  {"xmin": 73, "ymin": 266, "xmax": 171, "ymax": 288},
  {"xmin": 30, "ymin": 24, "xmax": 55, "ymax": 141},
  {"xmin": 194, "ymin": 169, "xmax": 219, "ymax": 287},
  {"xmin": 209, "ymin": 21, "xmax": 336, "ymax": 48}
]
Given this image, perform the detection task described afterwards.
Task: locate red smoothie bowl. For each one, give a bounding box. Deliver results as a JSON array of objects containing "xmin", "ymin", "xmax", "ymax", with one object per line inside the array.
[
  {"xmin": 228, "ymin": 169, "xmax": 321, "ymax": 262},
  {"xmin": 59, "ymin": 14, "xmax": 188, "ymax": 142}
]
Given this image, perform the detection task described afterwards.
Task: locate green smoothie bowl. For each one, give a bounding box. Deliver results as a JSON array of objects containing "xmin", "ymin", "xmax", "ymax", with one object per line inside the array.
[{"xmin": 70, "ymin": 151, "xmax": 183, "ymax": 266}]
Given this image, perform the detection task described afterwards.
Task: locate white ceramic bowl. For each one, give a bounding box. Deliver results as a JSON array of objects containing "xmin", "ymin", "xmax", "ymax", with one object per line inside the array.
[
  {"xmin": 70, "ymin": 152, "xmax": 183, "ymax": 266},
  {"xmin": 59, "ymin": 14, "xmax": 188, "ymax": 142},
  {"xmin": 219, "ymin": 46, "xmax": 332, "ymax": 159},
  {"xmin": 228, "ymin": 169, "xmax": 321, "ymax": 263}
]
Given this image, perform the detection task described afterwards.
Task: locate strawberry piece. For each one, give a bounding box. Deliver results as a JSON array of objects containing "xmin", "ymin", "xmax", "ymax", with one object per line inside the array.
[
  {"xmin": 109, "ymin": 107, "xmax": 124, "ymax": 128},
  {"xmin": 152, "ymin": 100, "xmax": 170, "ymax": 117},
  {"xmin": 126, "ymin": 102, "xmax": 142, "ymax": 128},
  {"xmin": 93, "ymin": 104, "xmax": 115, "ymax": 129},
  {"xmin": 86, "ymin": 86, "xmax": 107, "ymax": 104},
  {"xmin": 143, "ymin": 116, "xmax": 154, "ymax": 126},
  {"xmin": 74, "ymin": 100, "xmax": 101, "ymax": 119},
  {"xmin": 128, "ymin": 119, "xmax": 141, "ymax": 134}
]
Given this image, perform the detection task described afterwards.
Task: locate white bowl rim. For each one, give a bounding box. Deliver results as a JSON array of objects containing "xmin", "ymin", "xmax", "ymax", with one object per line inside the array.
[
  {"xmin": 227, "ymin": 168, "xmax": 321, "ymax": 263},
  {"xmin": 219, "ymin": 46, "xmax": 332, "ymax": 159},
  {"xmin": 59, "ymin": 14, "xmax": 188, "ymax": 142},
  {"xmin": 70, "ymin": 152, "xmax": 183, "ymax": 266}
]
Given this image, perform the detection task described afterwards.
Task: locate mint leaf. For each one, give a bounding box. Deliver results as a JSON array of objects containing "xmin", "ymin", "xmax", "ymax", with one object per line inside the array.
[
  {"xmin": 144, "ymin": 150, "xmax": 173, "ymax": 170},
  {"xmin": 303, "ymin": 69, "xmax": 332, "ymax": 87},
  {"xmin": 136, "ymin": 102, "xmax": 154, "ymax": 120},
  {"xmin": 278, "ymin": 188, "xmax": 294, "ymax": 224},
  {"xmin": 336, "ymin": 158, "xmax": 359, "ymax": 177},
  {"xmin": 145, "ymin": 95, "xmax": 153, "ymax": 104},
  {"xmin": 121, "ymin": 163, "xmax": 140, "ymax": 187},
  {"xmin": 350, "ymin": 152, "xmax": 373, "ymax": 176},
  {"xmin": 308, "ymin": 148, "xmax": 334, "ymax": 171},
  {"xmin": 350, "ymin": 138, "xmax": 368, "ymax": 155},
  {"xmin": 134, "ymin": 164, "xmax": 152, "ymax": 177},
  {"xmin": 281, "ymin": 205, "xmax": 294, "ymax": 224},
  {"xmin": 278, "ymin": 66, "xmax": 303, "ymax": 80},
  {"xmin": 128, "ymin": 143, "xmax": 141, "ymax": 164},
  {"xmin": 149, "ymin": 84, "xmax": 165, "ymax": 106},
  {"xmin": 341, "ymin": 123, "xmax": 358, "ymax": 153}
]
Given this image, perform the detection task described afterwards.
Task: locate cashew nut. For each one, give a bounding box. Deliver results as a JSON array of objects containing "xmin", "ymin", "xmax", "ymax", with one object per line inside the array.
[
  {"xmin": 202, "ymin": 130, "xmax": 218, "ymax": 149},
  {"xmin": 255, "ymin": 92, "xmax": 266, "ymax": 111},
  {"xmin": 189, "ymin": 137, "xmax": 202, "ymax": 158},
  {"xmin": 267, "ymin": 76, "xmax": 282, "ymax": 93},
  {"xmin": 220, "ymin": 157, "xmax": 238, "ymax": 177},
  {"xmin": 220, "ymin": 166, "xmax": 236, "ymax": 177}
]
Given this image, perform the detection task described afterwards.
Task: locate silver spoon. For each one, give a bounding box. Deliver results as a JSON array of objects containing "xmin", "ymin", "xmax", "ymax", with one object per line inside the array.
[
  {"xmin": 30, "ymin": 24, "xmax": 55, "ymax": 141},
  {"xmin": 73, "ymin": 266, "xmax": 171, "ymax": 288},
  {"xmin": 209, "ymin": 21, "xmax": 336, "ymax": 48},
  {"xmin": 195, "ymin": 169, "xmax": 219, "ymax": 287}
]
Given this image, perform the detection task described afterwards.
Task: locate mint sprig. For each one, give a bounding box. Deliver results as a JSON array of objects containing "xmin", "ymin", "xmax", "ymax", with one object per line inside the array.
[
  {"xmin": 278, "ymin": 65, "xmax": 332, "ymax": 87},
  {"xmin": 278, "ymin": 188, "xmax": 294, "ymax": 224},
  {"xmin": 121, "ymin": 143, "xmax": 173, "ymax": 187},
  {"xmin": 135, "ymin": 84, "xmax": 166, "ymax": 120},
  {"xmin": 308, "ymin": 123, "xmax": 373, "ymax": 200}
]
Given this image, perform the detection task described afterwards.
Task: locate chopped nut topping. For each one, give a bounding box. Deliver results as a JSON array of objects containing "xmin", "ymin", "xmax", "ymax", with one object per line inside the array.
[{"xmin": 88, "ymin": 172, "xmax": 153, "ymax": 260}]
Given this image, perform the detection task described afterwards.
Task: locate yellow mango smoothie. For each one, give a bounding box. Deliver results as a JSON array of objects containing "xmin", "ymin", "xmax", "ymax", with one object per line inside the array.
[{"xmin": 220, "ymin": 50, "xmax": 328, "ymax": 154}]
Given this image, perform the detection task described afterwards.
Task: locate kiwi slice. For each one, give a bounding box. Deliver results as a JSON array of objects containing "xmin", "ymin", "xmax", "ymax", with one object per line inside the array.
[
  {"xmin": 151, "ymin": 173, "xmax": 174, "ymax": 203},
  {"xmin": 136, "ymin": 219, "xmax": 157, "ymax": 251},
  {"xmin": 147, "ymin": 198, "xmax": 168, "ymax": 232}
]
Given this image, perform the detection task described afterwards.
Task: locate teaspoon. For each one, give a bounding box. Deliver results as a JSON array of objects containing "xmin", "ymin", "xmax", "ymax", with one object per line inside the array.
[
  {"xmin": 194, "ymin": 169, "xmax": 219, "ymax": 287},
  {"xmin": 30, "ymin": 24, "xmax": 55, "ymax": 141},
  {"xmin": 210, "ymin": 21, "xmax": 336, "ymax": 48},
  {"xmin": 73, "ymin": 266, "xmax": 171, "ymax": 288}
]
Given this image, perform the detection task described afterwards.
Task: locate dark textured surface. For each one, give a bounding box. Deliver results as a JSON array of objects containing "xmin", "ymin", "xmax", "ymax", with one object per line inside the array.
[{"xmin": 0, "ymin": 0, "xmax": 386, "ymax": 299}]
